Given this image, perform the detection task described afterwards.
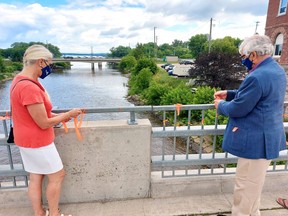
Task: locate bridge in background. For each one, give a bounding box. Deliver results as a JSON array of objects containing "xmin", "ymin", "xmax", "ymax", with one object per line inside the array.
[{"xmin": 53, "ymin": 57, "xmax": 122, "ymax": 70}]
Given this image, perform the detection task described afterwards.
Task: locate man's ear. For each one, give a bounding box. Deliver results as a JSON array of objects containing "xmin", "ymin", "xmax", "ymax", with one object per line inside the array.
[{"xmin": 250, "ymin": 51, "xmax": 257, "ymax": 59}]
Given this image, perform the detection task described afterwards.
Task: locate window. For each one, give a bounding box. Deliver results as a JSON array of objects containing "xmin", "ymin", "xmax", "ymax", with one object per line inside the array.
[
  {"xmin": 279, "ymin": 0, "xmax": 287, "ymax": 15},
  {"xmin": 274, "ymin": 34, "xmax": 284, "ymax": 56}
]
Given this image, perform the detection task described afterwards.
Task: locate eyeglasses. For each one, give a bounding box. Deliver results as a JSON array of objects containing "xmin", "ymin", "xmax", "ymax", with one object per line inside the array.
[
  {"xmin": 44, "ymin": 60, "xmax": 54, "ymax": 69},
  {"xmin": 240, "ymin": 53, "xmax": 251, "ymax": 60}
]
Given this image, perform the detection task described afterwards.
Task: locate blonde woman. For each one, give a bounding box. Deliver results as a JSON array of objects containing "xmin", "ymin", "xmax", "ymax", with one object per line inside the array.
[{"xmin": 10, "ymin": 44, "xmax": 82, "ymax": 216}]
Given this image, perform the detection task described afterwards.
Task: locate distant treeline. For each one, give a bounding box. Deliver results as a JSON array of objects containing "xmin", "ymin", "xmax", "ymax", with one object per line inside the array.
[{"xmin": 62, "ymin": 53, "xmax": 108, "ymax": 57}]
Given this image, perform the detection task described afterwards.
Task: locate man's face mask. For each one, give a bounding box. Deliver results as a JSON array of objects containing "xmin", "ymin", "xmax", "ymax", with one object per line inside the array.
[
  {"xmin": 241, "ymin": 53, "xmax": 253, "ymax": 71},
  {"xmin": 40, "ymin": 61, "xmax": 53, "ymax": 79}
]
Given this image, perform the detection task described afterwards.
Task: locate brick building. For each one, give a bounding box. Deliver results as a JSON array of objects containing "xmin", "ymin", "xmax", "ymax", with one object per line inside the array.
[{"xmin": 265, "ymin": 0, "xmax": 288, "ymax": 67}]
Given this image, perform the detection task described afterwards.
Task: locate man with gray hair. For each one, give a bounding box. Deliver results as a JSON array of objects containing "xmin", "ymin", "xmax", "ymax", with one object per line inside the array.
[{"xmin": 214, "ymin": 35, "xmax": 286, "ymax": 216}]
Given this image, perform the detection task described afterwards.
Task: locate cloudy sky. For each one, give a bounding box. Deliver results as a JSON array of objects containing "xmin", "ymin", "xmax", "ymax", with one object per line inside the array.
[{"xmin": 0, "ymin": 0, "xmax": 269, "ymax": 54}]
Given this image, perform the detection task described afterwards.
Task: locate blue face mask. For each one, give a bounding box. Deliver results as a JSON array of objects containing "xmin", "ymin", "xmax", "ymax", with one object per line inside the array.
[
  {"xmin": 241, "ymin": 53, "xmax": 253, "ymax": 71},
  {"xmin": 40, "ymin": 62, "xmax": 52, "ymax": 79}
]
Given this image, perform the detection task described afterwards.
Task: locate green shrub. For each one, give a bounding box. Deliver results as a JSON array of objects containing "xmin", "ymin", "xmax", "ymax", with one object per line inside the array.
[
  {"xmin": 143, "ymin": 81, "xmax": 172, "ymax": 105},
  {"xmin": 133, "ymin": 58, "xmax": 157, "ymax": 76},
  {"xmin": 160, "ymin": 83, "xmax": 193, "ymax": 105},
  {"xmin": 0, "ymin": 56, "xmax": 5, "ymax": 72},
  {"xmin": 119, "ymin": 55, "xmax": 137, "ymax": 73},
  {"xmin": 11, "ymin": 62, "xmax": 23, "ymax": 71},
  {"xmin": 192, "ymin": 86, "xmax": 214, "ymax": 104},
  {"xmin": 128, "ymin": 68, "xmax": 153, "ymax": 95},
  {"xmin": 5, "ymin": 66, "xmax": 17, "ymax": 73}
]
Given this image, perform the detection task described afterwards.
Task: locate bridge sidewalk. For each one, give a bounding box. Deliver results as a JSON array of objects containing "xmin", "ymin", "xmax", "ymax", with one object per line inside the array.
[{"xmin": 1, "ymin": 192, "xmax": 288, "ymax": 216}]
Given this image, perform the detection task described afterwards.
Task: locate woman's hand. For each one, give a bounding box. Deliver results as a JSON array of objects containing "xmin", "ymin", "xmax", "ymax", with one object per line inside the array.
[{"xmin": 67, "ymin": 108, "xmax": 83, "ymax": 119}]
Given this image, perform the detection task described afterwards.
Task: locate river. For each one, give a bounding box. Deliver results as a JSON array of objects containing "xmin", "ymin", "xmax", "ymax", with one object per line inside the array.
[{"xmin": 0, "ymin": 62, "xmax": 187, "ymax": 165}]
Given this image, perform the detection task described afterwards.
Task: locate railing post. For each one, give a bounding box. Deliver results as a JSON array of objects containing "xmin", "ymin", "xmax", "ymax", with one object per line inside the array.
[{"xmin": 128, "ymin": 111, "xmax": 137, "ymax": 125}]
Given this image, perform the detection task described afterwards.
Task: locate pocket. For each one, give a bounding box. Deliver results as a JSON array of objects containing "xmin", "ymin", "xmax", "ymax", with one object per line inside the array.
[{"xmin": 230, "ymin": 127, "xmax": 247, "ymax": 152}]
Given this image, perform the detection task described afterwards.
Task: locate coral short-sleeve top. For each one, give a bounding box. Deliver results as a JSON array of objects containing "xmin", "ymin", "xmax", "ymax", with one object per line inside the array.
[{"xmin": 10, "ymin": 75, "xmax": 54, "ymax": 148}]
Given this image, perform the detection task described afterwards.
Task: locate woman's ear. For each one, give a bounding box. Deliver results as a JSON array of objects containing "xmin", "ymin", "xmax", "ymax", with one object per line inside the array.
[{"xmin": 37, "ymin": 59, "xmax": 44, "ymax": 67}]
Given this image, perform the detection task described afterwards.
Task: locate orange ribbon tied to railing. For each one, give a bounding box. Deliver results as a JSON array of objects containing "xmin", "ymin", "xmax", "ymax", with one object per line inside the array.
[
  {"xmin": 175, "ymin": 103, "xmax": 182, "ymax": 116},
  {"xmin": 74, "ymin": 111, "xmax": 84, "ymax": 141},
  {"xmin": 0, "ymin": 112, "xmax": 11, "ymax": 121},
  {"xmin": 62, "ymin": 110, "xmax": 85, "ymax": 141}
]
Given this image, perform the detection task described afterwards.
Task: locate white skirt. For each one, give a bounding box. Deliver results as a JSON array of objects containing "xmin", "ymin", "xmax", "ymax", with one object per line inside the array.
[{"xmin": 19, "ymin": 142, "xmax": 63, "ymax": 174}]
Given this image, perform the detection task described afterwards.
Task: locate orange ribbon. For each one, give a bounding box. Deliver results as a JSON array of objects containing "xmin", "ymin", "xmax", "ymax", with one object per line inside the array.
[
  {"xmin": 74, "ymin": 112, "xmax": 84, "ymax": 141},
  {"xmin": 0, "ymin": 112, "xmax": 11, "ymax": 120},
  {"xmin": 163, "ymin": 119, "xmax": 168, "ymax": 127},
  {"xmin": 201, "ymin": 117, "xmax": 205, "ymax": 126},
  {"xmin": 175, "ymin": 103, "xmax": 182, "ymax": 116},
  {"xmin": 62, "ymin": 111, "xmax": 85, "ymax": 141}
]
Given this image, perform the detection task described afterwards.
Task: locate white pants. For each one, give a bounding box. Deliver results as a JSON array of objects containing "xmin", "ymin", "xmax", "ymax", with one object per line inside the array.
[{"xmin": 232, "ymin": 157, "xmax": 271, "ymax": 216}]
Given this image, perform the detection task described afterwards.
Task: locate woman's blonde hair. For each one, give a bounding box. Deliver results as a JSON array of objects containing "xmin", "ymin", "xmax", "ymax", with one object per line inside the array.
[{"xmin": 23, "ymin": 44, "xmax": 53, "ymax": 66}]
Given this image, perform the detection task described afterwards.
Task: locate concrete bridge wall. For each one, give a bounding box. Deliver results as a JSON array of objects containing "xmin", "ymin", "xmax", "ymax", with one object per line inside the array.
[
  {"xmin": 48, "ymin": 119, "xmax": 152, "ymax": 203},
  {"xmin": 1, "ymin": 119, "xmax": 288, "ymax": 208}
]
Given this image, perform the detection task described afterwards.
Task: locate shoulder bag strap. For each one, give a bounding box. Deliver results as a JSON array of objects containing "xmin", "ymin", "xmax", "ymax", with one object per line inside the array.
[{"xmin": 10, "ymin": 78, "xmax": 45, "ymax": 126}]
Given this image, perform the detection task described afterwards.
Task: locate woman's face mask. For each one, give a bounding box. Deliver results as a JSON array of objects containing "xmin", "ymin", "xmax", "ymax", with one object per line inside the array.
[{"xmin": 40, "ymin": 61, "xmax": 53, "ymax": 79}]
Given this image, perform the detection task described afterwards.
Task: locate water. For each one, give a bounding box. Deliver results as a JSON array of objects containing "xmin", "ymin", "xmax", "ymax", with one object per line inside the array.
[
  {"xmin": 0, "ymin": 62, "xmax": 132, "ymax": 117},
  {"xmin": 0, "ymin": 62, "xmax": 187, "ymax": 166},
  {"xmin": 0, "ymin": 62, "xmax": 132, "ymax": 165}
]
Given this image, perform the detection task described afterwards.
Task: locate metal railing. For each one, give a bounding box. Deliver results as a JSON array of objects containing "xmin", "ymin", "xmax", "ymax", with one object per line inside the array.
[{"xmin": 1, "ymin": 103, "xmax": 288, "ymax": 188}]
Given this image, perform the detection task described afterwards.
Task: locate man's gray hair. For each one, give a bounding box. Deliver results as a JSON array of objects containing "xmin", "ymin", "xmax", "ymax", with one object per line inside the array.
[{"xmin": 239, "ymin": 35, "xmax": 274, "ymax": 56}]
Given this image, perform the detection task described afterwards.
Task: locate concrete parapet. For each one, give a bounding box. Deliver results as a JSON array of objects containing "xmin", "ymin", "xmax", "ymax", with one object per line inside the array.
[
  {"xmin": 44, "ymin": 119, "xmax": 152, "ymax": 204},
  {"xmin": 151, "ymin": 170, "xmax": 288, "ymax": 199},
  {"xmin": 0, "ymin": 188, "xmax": 30, "ymax": 208}
]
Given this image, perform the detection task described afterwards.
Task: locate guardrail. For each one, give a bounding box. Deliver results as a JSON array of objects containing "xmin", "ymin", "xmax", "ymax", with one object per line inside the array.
[{"xmin": 1, "ymin": 103, "xmax": 288, "ymax": 188}]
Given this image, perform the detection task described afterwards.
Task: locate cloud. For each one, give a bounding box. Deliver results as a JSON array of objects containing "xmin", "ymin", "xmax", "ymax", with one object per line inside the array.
[{"xmin": 0, "ymin": 0, "xmax": 269, "ymax": 53}]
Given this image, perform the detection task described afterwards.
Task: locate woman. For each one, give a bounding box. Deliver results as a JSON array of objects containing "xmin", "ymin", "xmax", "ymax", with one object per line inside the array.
[
  {"xmin": 214, "ymin": 35, "xmax": 286, "ymax": 216},
  {"xmin": 10, "ymin": 44, "xmax": 82, "ymax": 216}
]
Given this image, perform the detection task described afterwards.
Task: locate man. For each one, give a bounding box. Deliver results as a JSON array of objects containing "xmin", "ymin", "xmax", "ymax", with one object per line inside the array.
[{"xmin": 214, "ymin": 35, "xmax": 286, "ymax": 216}]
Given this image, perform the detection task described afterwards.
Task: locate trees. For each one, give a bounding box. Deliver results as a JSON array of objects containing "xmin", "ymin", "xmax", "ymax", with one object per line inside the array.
[
  {"xmin": 108, "ymin": 45, "xmax": 131, "ymax": 58},
  {"xmin": 188, "ymin": 34, "xmax": 208, "ymax": 58},
  {"xmin": 129, "ymin": 43, "xmax": 146, "ymax": 60},
  {"xmin": 210, "ymin": 36, "xmax": 241, "ymax": 54},
  {"xmin": 187, "ymin": 36, "xmax": 245, "ymax": 89},
  {"xmin": 188, "ymin": 51, "xmax": 246, "ymax": 89},
  {"xmin": 3, "ymin": 42, "xmax": 62, "ymax": 62}
]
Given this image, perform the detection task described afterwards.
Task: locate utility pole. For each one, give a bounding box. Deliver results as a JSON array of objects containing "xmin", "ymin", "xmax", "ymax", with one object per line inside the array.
[
  {"xmin": 255, "ymin": 21, "xmax": 260, "ymax": 34},
  {"xmin": 208, "ymin": 18, "xmax": 213, "ymax": 53},
  {"xmin": 156, "ymin": 36, "xmax": 158, "ymax": 58},
  {"xmin": 154, "ymin": 26, "xmax": 157, "ymax": 58}
]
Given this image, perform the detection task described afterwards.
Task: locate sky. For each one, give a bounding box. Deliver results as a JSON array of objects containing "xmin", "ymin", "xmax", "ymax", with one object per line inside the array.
[{"xmin": 0, "ymin": 0, "xmax": 269, "ymax": 54}]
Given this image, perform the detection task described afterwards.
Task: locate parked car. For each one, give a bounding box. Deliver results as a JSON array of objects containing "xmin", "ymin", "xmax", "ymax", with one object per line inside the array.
[
  {"xmin": 168, "ymin": 69, "xmax": 173, "ymax": 76},
  {"xmin": 165, "ymin": 64, "xmax": 175, "ymax": 71},
  {"xmin": 161, "ymin": 63, "xmax": 171, "ymax": 69},
  {"xmin": 179, "ymin": 60, "xmax": 193, "ymax": 65}
]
